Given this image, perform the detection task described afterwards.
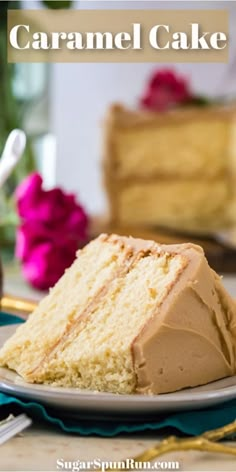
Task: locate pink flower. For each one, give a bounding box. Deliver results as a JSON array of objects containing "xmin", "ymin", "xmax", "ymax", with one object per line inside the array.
[
  {"xmin": 21, "ymin": 241, "xmax": 78, "ymax": 291},
  {"xmin": 16, "ymin": 173, "xmax": 88, "ymax": 232},
  {"xmin": 140, "ymin": 69, "xmax": 192, "ymax": 111},
  {"xmin": 15, "ymin": 173, "xmax": 89, "ymax": 290}
]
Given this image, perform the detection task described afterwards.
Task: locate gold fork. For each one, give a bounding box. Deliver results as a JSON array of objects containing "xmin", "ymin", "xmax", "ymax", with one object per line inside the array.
[{"xmin": 106, "ymin": 421, "xmax": 236, "ymax": 471}]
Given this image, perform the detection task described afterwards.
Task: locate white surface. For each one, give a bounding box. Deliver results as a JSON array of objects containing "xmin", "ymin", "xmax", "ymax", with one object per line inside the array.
[{"xmin": 1, "ymin": 325, "xmax": 236, "ymax": 420}]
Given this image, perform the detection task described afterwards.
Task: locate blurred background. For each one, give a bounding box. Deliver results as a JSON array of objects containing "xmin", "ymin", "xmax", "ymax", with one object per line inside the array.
[{"xmin": 1, "ymin": 0, "xmax": 236, "ymax": 295}]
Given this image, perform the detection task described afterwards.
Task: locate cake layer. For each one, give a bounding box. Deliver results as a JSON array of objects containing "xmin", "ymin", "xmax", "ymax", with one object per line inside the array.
[
  {"xmin": 105, "ymin": 104, "xmax": 236, "ymax": 180},
  {"xmin": 1, "ymin": 234, "xmax": 236, "ymax": 395},
  {"xmin": 0, "ymin": 234, "xmax": 139, "ymax": 377},
  {"xmin": 117, "ymin": 179, "xmax": 231, "ymax": 232},
  {"xmin": 31, "ymin": 252, "xmax": 186, "ymax": 393}
]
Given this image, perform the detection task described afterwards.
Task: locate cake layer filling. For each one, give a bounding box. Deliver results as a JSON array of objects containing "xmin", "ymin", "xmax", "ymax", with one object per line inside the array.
[
  {"xmin": 0, "ymin": 235, "xmax": 137, "ymax": 377},
  {"xmin": 33, "ymin": 252, "xmax": 186, "ymax": 393},
  {"xmin": 118, "ymin": 179, "xmax": 230, "ymax": 231}
]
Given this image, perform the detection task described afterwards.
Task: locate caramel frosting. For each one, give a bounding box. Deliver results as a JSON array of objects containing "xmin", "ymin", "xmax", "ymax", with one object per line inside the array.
[{"xmin": 132, "ymin": 242, "xmax": 236, "ymax": 394}]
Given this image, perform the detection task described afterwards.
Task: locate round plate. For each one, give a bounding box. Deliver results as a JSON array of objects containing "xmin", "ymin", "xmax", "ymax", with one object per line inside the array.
[{"xmin": 1, "ymin": 325, "xmax": 236, "ymax": 421}]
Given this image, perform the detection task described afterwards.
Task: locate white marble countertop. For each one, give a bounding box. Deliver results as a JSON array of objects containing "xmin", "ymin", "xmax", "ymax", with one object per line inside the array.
[
  {"xmin": 1, "ymin": 264, "xmax": 236, "ymax": 472},
  {"xmin": 1, "ymin": 424, "xmax": 236, "ymax": 472}
]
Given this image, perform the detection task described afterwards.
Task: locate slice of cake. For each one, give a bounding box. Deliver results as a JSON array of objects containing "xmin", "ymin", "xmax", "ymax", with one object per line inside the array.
[
  {"xmin": 0, "ymin": 234, "xmax": 236, "ymax": 394},
  {"xmin": 104, "ymin": 104, "xmax": 236, "ymax": 233}
]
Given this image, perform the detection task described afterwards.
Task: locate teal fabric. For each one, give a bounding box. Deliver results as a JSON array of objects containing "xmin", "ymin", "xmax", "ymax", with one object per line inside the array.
[
  {"xmin": 0, "ymin": 312, "xmax": 25, "ymax": 326},
  {"xmin": 0, "ymin": 313, "xmax": 236, "ymax": 437}
]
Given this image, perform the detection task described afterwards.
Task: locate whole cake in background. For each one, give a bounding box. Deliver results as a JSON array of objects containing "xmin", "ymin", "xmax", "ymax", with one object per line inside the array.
[
  {"xmin": 0, "ymin": 233, "xmax": 236, "ymax": 395},
  {"xmin": 104, "ymin": 69, "xmax": 236, "ymax": 234}
]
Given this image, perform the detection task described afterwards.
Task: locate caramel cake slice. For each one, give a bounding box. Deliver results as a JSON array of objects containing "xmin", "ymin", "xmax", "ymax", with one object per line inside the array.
[{"xmin": 0, "ymin": 234, "xmax": 236, "ymax": 395}]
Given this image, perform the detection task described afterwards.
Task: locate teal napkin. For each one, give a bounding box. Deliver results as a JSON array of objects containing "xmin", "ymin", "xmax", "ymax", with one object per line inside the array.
[
  {"xmin": 0, "ymin": 312, "xmax": 25, "ymax": 326},
  {"xmin": 0, "ymin": 312, "xmax": 236, "ymax": 437}
]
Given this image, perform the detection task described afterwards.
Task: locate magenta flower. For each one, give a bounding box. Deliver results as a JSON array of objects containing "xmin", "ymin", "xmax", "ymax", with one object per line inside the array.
[
  {"xmin": 15, "ymin": 173, "xmax": 89, "ymax": 290},
  {"xmin": 140, "ymin": 69, "xmax": 192, "ymax": 112}
]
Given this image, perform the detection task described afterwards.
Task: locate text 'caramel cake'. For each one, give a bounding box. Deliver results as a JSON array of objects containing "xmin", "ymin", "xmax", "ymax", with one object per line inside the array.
[{"xmin": 0, "ymin": 234, "xmax": 236, "ymax": 395}]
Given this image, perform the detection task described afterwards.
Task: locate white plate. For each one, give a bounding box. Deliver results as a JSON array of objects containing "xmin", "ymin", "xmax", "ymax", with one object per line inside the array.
[{"xmin": 1, "ymin": 324, "xmax": 236, "ymax": 421}]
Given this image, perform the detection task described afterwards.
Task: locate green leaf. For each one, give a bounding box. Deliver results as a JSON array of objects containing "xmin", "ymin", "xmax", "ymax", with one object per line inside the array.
[
  {"xmin": 189, "ymin": 96, "xmax": 213, "ymax": 106},
  {"xmin": 0, "ymin": 1, "xmax": 19, "ymax": 13},
  {"xmin": 182, "ymin": 96, "xmax": 214, "ymax": 108},
  {"xmin": 42, "ymin": 0, "xmax": 72, "ymax": 8},
  {"xmin": 0, "ymin": 2, "xmax": 9, "ymax": 13}
]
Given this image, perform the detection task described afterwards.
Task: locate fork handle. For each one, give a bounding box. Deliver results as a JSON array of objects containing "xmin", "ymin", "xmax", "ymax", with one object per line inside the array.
[{"xmin": 1, "ymin": 294, "xmax": 38, "ymax": 316}]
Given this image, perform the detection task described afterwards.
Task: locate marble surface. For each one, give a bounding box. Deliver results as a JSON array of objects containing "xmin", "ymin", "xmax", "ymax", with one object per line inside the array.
[
  {"xmin": 1, "ymin": 424, "xmax": 236, "ymax": 471},
  {"xmin": 1, "ymin": 264, "xmax": 236, "ymax": 471}
]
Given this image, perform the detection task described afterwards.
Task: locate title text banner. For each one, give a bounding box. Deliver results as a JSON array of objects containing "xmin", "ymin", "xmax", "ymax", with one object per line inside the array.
[{"xmin": 8, "ymin": 9, "xmax": 229, "ymax": 63}]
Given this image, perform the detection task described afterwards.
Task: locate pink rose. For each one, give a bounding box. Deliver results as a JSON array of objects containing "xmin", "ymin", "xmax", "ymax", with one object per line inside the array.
[
  {"xmin": 15, "ymin": 221, "xmax": 50, "ymax": 262},
  {"xmin": 15, "ymin": 173, "xmax": 43, "ymax": 220},
  {"xmin": 16, "ymin": 173, "xmax": 88, "ymax": 233},
  {"xmin": 21, "ymin": 241, "xmax": 78, "ymax": 291},
  {"xmin": 15, "ymin": 173, "xmax": 89, "ymax": 290},
  {"xmin": 140, "ymin": 69, "xmax": 192, "ymax": 111}
]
